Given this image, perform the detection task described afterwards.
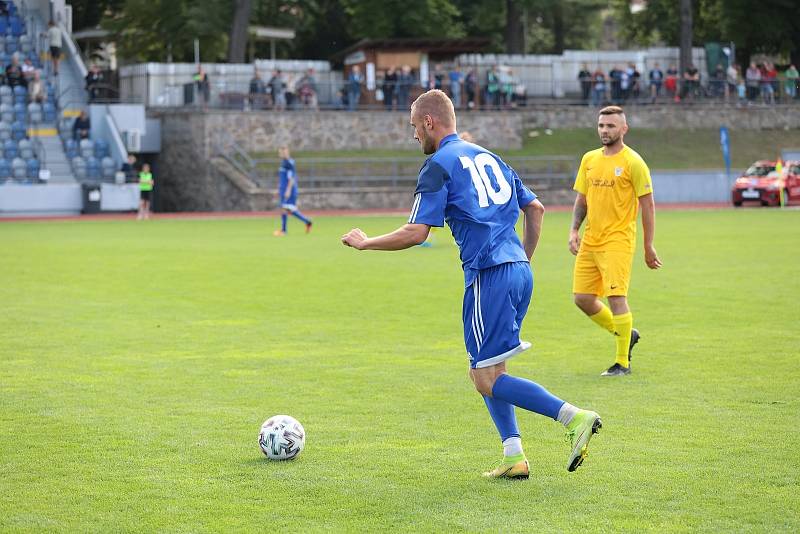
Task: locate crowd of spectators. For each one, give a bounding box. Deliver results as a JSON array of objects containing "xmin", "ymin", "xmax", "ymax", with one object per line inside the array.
[
  {"xmin": 578, "ymin": 60, "xmax": 799, "ymax": 106},
  {"xmin": 245, "ymin": 68, "xmax": 320, "ymax": 111}
]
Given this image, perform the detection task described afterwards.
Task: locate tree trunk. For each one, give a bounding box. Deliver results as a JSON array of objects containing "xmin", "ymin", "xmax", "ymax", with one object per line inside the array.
[
  {"xmin": 505, "ymin": 0, "xmax": 526, "ymax": 54},
  {"xmin": 227, "ymin": 0, "xmax": 253, "ymax": 63},
  {"xmin": 552, "ymin": 1, "xmax": 564, "ymax": 55},
  {"xmin": 679, "ymin": 0, "xmax": 693, "ymax": 75}
]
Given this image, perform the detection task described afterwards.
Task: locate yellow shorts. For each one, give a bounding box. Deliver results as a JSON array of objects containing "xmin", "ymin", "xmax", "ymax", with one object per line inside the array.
[{"xmin": 572, "ymin": 249, "xmax": 633, "ymax": 297}]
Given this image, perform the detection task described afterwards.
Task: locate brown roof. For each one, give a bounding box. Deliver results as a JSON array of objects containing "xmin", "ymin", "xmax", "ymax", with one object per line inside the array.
[{"xmin": 333, "ymin": 37, "xmax": 490, "ymax": 61}]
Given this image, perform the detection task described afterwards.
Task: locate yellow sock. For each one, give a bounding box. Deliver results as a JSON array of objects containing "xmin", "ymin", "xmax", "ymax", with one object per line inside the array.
[
  {"xmin": 589, "ymin": 304, "xmax": 615, "ymax": 335},
  {"xmin": 613, "ymin": 312, "xmax": 633, "ymax": 367}
]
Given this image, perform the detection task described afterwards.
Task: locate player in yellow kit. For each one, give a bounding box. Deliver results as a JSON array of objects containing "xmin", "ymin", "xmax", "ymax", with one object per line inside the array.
[{"xmin": 569, "ymin": 106, "xmax": 662, "ymax": 376}]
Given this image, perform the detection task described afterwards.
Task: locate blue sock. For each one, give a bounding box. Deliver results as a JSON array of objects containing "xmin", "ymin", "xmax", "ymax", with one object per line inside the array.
[
  {"xmin": 292, "ymin": 210, "xmax": 311, "ymax": 225},
  {"xmin": 281, "ymin": 213, "xmax": 288, "ymax": 232},
  {"xmin": 482, "ymin": 395, "xmax": 520, "ymax": 441},
  {"xmin": 491, "ymin": 374, "xmax": 565, "ymax": 420}
]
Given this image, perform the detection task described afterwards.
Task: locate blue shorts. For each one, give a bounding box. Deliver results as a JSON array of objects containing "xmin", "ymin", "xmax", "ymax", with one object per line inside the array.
[
  {"xmin": 280, "ymin": 190, "xmax": 298, "ymax": 211},
  {"xmin": 463, "ymin": 261, "xmax": 533, "ymax": 369}
]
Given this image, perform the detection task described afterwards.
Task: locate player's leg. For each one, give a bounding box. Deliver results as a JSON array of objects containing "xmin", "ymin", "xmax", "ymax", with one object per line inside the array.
[
  {"xmin": 599, "ymin": 251, "xmax": 638, "ymax": 375},
  {"xmin": 471, "ymin": 262, "xmax": 602, "ymax": 472},
  {"xmin": 573, "ymin": 251, "xmax": 616, "ymax": 334},
  {"xmin": 463, "ymin": 282, "xmax": 526, "ymax": 478},
  {"xmin": 289, "ymin": 208, "xmax": 312, "ymax": 231},
  {"xmin": 274, "ymin": 208, "xmax": 289, "ymax": 236}
]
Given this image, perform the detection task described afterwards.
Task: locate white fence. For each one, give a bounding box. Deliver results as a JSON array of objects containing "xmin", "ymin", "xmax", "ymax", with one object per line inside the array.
[
  {"xmin": 119, "ymin": 60, "xmax": 338, "ymax": 108},
  {"xmin": 457, "ymin": 47, "xmax": 709, "ymax": 97}
]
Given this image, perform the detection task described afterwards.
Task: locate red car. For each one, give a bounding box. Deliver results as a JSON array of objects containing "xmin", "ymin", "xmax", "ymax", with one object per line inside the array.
[{"xmin": 731, "ymin": 160, "xmax": 800, "ymax": 206}]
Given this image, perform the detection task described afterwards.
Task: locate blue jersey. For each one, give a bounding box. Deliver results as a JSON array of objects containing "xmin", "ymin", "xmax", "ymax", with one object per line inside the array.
[
  {"xmin": 279, "ymin": 158, "xmax": 297, "ymax": 197},
  {"xmin": 408, "ymin": 133, "xmax": 537, "ymax": 287}
]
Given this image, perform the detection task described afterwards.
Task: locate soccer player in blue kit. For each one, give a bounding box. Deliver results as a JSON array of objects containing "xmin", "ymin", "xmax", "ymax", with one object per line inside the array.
[
  {"xmin": 273, "ymin": 146, "xmax": 313, "ymax": 236},
  {"xmin": 342, "ymin": 90, "xmax": 602, "ymax": 479}
]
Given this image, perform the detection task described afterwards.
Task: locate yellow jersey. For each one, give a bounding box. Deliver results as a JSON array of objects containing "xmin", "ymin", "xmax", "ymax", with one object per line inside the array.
[{"xmin": 573, "ymin": 145, "xmax": 653, "ymax": 252}]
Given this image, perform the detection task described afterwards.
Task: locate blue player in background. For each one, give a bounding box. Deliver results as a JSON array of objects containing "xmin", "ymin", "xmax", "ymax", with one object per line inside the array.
[
  {"xmin": 342, "ymin": 90, "xmax": 602, "ymax": 479},
  {"xmin": 274, "ymin": 146, "xmax": 313, "ymax": 236}
]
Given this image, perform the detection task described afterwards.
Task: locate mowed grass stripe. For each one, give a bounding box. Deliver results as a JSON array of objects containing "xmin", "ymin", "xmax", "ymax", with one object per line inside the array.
[{"xmin": 0, "ymin": 209, "xmax": 798, "ymax": 532}]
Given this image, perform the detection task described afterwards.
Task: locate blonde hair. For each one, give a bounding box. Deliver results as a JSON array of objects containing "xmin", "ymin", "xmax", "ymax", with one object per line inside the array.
[{"xmin": 411, "ymin": 89, "xmax": 456, "ymax": 128}]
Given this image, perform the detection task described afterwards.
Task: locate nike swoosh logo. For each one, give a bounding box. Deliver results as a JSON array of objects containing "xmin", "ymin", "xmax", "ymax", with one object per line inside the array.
[{"xmin": 610, "ymin": 285, "xmax": 618, "ymax": 289}]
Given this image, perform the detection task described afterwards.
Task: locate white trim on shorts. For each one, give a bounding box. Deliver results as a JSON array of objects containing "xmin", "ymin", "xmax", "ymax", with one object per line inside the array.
[
  {"xmin": 473, "ymin": 341, "xmax": 532, "ymax": 368},
  {"xmin": 280, "ymin": 203, "xmax": 297, "ymax": 211}
]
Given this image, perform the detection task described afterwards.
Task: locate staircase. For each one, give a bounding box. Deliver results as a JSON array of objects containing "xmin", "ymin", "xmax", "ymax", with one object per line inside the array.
[{"xmin": 35, "ymin": 128, "xmax": 73, "ymax": 183}]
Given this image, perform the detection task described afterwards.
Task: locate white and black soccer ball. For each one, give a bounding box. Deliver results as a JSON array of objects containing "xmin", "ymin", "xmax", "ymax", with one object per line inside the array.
[{"xmin": 258, "ymin": 415, "xmax": 305, "ymax": 460}]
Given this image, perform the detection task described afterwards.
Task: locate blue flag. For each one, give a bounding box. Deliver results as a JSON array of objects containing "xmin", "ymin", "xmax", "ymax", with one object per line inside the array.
[{"xmin": 720, "ymin": 126, "xmax": 731, "ymax": 178}]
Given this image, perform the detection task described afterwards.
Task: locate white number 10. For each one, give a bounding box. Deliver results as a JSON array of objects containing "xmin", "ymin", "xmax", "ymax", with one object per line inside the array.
[{"xmin": 459, "ymin": 154, "xmax": 512, "ymax": 207}]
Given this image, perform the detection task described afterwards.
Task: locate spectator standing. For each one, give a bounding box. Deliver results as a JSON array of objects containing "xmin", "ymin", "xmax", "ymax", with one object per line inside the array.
[
  {"xmin": 46, "ymin": 21, "xmax": 62, "ymax": 76},
  {"xmin": 269, "ymin": 69, "xmax": 286, "ymax": 110},
  {"xmin": 761, "ymin": 62, "xmax": 777, "ymax": 104},
  {"xmin": 465, "ymin": 68, "xmax": 477, "ymax": 109},
  {"xmin": 711, "ymin": 63, "xmax": 725, "ymax": 98},
  {"xmin": 679, "ymin": 63, "xmax": 700, "ymax": 100},
  {"xmin": 726, "ymin": 63, "xmax": 739, "ymax": 102},
  {"xmin": 785, "ymin": 64, "xmax": 799, "ymax": 100},
  {"xmin": 85, "ymin": 64, "xmax": 104, "ymax": 102},
  {"xmin": 347, "ymin": 65, "xmax": 363, "ymax": 111},
  {"xmin": 137, "ymin": 163, "xmax": 153, "ymax": 221},
  {"xmin": 591, "ymin": 68, "xmax": 606, "ymax": 106},
  {"xmin": 631, "ymin": 64, "xmax": 641, "ymax": 100},
  {"xmin": 6, "ymin": 55, "xmax": 25, "ymax": 88},
  {"xmin": 248, "ymin": 71, "xmax": 266, "ymax": 110},
  {"xmin": 297, "ymin": 68, "xmax": 318, "ymax": 110},
  {"xmin": 578, "ymin": 64, "xmax": 592, "ymax": 104},
  {"xmin": 448, "ymin": 66, "xmax": 463, "ymax": 108},
  {"xmin": 28, "ymin": 70, "xmax": 45, "ymax": 103},
  {"xmin": 620, "ymin": 63, "xmax": 633, "ymax": 102},
  {"xmin": 609, "ymin": 66, "xmax": 622, "ymax": 104},
  {"xmin": 431, "ymin": 64, "xmax": 445, "ymax": 91},
  {"xmin": 121, "ymin": 154, "xmax": 137, "ymax": 183},
  {"xmin": 486, "ymin": 66, "xmax": 500, "ymax": 108},
  {"xmin": 194, "ymin": 67, "xmax": 210, "ymax": 110},
  {"xmin": 664, "ymin": 64, "xmax": 679, "ymax": 100},
  {"xmin": 499, "ymin": 67, "xmax": 513, "ymax": 107},
  {"xmin": 73, "ymin": 110, "xmax": 90, "ymax": 140},
  {"xmin": 285, "ymin": 72, "xmax": 297, "ymax": 110},
  {"xmin": 382, "ymin": 66, "xmax": 397, "ymax": 110},
  {"xmin": 397, "ymin": 65, "xmax": 413, "ymax": 110},
  {"xmin": 648, "ymin": 62, "xmax": 663, "ymax": 104},
  {"xmin": 745, "ymin": 62, "xmax": 761, "ymax": 103}
]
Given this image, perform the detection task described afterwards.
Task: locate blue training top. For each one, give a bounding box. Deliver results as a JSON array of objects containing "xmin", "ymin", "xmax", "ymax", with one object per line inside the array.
[
  {"xmin": 409, "ymin": 133, "xmax": 538, "ymax": 287},
  {"xmin": 279, "ymin": 158, "xmax": 297, "ymax": 198}
]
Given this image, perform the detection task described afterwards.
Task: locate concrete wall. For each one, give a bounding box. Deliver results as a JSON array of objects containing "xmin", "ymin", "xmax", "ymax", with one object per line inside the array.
[{"xmin": 154, "ymin": 107, "xmax": 795, "ymax": 211}]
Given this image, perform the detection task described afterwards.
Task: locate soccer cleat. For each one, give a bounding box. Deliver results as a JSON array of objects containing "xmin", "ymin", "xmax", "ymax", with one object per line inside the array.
[
  {"xmin": 600, "ymin": 363, "xmax": 631, "ymax": 376},
  {"xmin": 305, "ymin": 222, "xmax": 313, "ymax": 234},
  {"xmin": 482, "ymin": 458, "xmax": 529, "ymax": 480},
  {"xmin": 565, "ymin": 410, "xmax": 602, "ymax": 472},
  {"xmin": 273, "ymin": 230, "xmax": 286, "ymax": 237},
  {"xmin": 628, "ymin": 328, "xmax": 640, "ymax": 362}
]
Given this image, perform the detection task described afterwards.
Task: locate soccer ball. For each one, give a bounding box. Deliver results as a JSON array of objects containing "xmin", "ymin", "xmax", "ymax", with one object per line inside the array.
[{"xmin": 258, "ymin": 415, "xmax": 305, "ymax": 460}]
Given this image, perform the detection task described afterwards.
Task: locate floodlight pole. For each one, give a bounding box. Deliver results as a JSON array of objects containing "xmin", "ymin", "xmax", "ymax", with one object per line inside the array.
[{"xmin": 194, "ymin": 38, "xmax": 200, "ymax": 67}]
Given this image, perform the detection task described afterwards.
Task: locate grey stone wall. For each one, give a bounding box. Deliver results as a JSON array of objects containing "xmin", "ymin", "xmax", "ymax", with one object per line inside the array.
[{"xmin": 153, "ymin": 106, "xmax": 799, "ymax": 211}]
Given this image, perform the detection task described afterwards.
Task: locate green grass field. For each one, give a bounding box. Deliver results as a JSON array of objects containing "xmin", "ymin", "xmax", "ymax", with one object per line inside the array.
[
  {"xmin": 276, "ymin": 128, "xmax": 800, "ymax": 171},
  {"xmin": 2, "ymin": 209, "xmax": 799, "ymax": 532}
]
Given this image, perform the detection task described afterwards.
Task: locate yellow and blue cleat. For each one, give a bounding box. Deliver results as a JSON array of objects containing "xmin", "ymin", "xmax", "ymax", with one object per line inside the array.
[{"xmin": 482, "ymin": 454, "xmax": 529, "ymax": 480}]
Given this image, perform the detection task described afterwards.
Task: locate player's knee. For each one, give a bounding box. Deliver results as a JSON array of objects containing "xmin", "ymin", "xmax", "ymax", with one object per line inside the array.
[
  {"xmin": 574, "ymin": 293, "xmax": 593, "ymax": 309},
  {"xmin": 471, "ymin": 373, "xmax": 496, "ymax": 397}
]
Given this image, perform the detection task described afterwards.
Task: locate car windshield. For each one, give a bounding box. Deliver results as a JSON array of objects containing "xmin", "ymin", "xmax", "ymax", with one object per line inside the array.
[{"xmin": 744, "ymin": 165, "xmax": 775, "ymax": 176}]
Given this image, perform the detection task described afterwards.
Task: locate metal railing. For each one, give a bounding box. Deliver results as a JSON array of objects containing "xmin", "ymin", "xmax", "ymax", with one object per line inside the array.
[{"xmin": 213, "ymin": 135, "xmax": 577, "ymax": 193}]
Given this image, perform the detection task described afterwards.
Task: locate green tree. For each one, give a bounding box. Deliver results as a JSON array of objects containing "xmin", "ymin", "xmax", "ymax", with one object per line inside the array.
[{"xmin": 340, "ymin": 0, "xmax": 464, "ymax": 39}]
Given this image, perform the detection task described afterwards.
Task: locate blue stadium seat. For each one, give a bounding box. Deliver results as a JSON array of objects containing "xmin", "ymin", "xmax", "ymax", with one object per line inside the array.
[
  {"xmin": 3, "ymin": 138, "xmax": 16, "ymax": 158},
  {"xmin": 18, "ymin": 138, "xmax": 32, "ymax": 159},
  {"xmin": 43, "ymin": 102, "xmax": 55, "ymax": 123},
  {"xmin": 94, "ymin": 139, "xmax": 109, "ymax": 159},
  {"xmin": 86, "ymin": 156, "xmax": 100, "ymax": 180},
  {"xmin": 79, "ymin": 139, "xmax": 94, "ymax": 159},
  {"xmin": 11, "ymin": 120, "xmax": 24, "ymax": 140},
  {"xmin": 13, "ymin": 102, "xmax": 24, "ymax": 122},
  {"xmin": 0, "ymin": 19, "xmax": 8, "ymax": 36},
  {"xmin": 11, "ymin": 156, "xmax": 25, "ymax": 180},
  {"xmin": 0, "ymin": 157, "xmax": 9, "ymax": 179},
  {"xmin": 0, "ymin": 103, "xmax": 11, "ymax": 123},
  {"xmin": 101, "ymin": 156, "xmax": 116, "ymax": 181},
  {"xmin": 12, "ymin": 84, "xmax": 26, "ymax": 98},
  {"xmin": 7, "ymin": 3, "xmax": 17, "ymax": 16},
  {"xmin": 72, "ymin": 156, "xmax": 87, "ymax": 180},
  {"xmin": 5, "ymin": 38, "xmax": 17, "ymax": 54},
  {"xmin": 64, "ymin": 138, "xmax": 78, "ymax": 159},
  {"xmin": 26, "ymin": 157, "xmax": 39, "ymax": 179},
  {"xmin": 10, "ymin": 17, "xmax": 23, "ymax": 37}
]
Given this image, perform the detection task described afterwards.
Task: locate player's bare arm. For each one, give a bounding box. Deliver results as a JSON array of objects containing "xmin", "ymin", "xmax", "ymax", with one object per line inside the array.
[
  {"xmin": 285, "ymin": 177, "xmax": 295, "ymax": 199},
  {"xmin": 639, "ymin": 193, "xmax": 662, "ymax": 269},
  {"xmin": 342, "ymin": 223, "xmax": 430, "ymax": 251},
  {"xmin": 569, "ymin": 193, "xmax": 587, "ymax": 255},
  {"xmin": 521, "ymin": 199, "xmax": 545, "ymax": 261}
]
